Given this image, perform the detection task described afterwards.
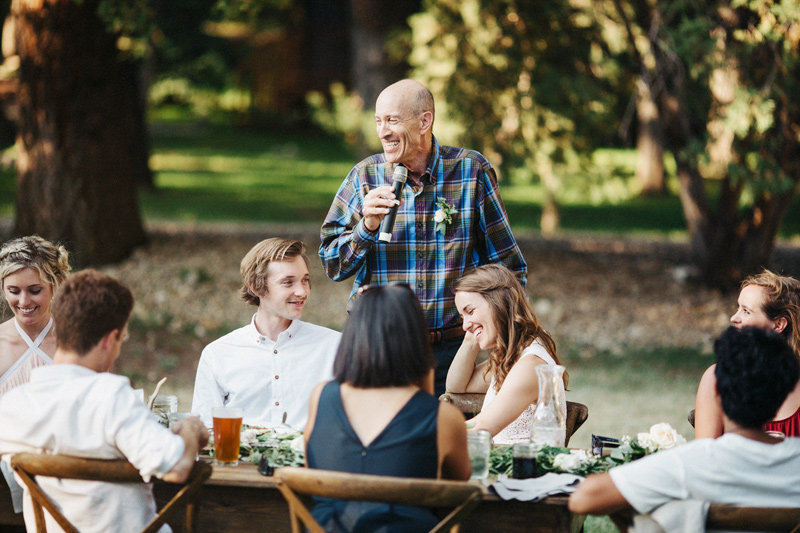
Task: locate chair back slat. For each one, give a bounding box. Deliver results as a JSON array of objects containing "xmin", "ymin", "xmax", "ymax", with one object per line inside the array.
[
  {"xmin": 280, "ymin": 468, "xmax": 479, "ymax": 506},
  {"xmin": 707, "ymin": 504, "xmax": 800, "ymax": 532},
  {"xmin": 13, "ymin": 454, "xmax": 141, "ymax": 482},
  {"xmin": 564, "ymin": 401, "xmax": 589, "ymax": 446},
  {"xmin": 612, "ymin": 504, "xmax": 800, "ymax": 532},
  {"xmin": 275, "ymin": 467, "xmax": 482, "ymax": 533}
]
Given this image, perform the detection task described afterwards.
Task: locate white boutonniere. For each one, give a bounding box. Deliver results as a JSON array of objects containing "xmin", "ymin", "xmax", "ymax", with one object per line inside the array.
[{"xmin": 434, "ymin": 197, "xmax": 457, "ymax": 235}]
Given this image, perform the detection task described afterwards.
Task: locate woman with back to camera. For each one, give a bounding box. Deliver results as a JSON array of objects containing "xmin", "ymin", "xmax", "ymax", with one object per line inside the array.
[
  {"xmin": 0, "ymin": 235, "xmax": 71, "ymax": 396},
  {"xmin": 695, "ymin": 269, "xmax": 800, "ymax": 438},
  {"xmin": 304, "ymin": 284, "xmax": 471, "ymax": 533},
  {"xmin": 446, "ymin": 264, "xmax": 567, "ymax": 445}
]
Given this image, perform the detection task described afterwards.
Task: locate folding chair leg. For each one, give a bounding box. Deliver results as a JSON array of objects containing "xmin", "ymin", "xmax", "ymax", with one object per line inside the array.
[
  {"xmin": 32, "ymin": 500, "xmax": 46, "ymax": 533},
  {"xmin": 275, "ymin": 480, "xmax": 326, "ymax": 533},
  {"xmin": 185, "ymin": 502, "xmax": 198, "ymax": 532},
  {"xmin": 13, "ymin": 468, "xmax": 79, "ymax": 533},
  {"xmin": 431, "ymin": 493, "xmax": 482, "ymax": 533}
]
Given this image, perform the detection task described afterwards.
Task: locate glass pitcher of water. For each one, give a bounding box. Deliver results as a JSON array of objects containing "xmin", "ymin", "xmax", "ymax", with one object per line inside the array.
[{"xmin": 531, "ymin": 364, "xmax": 566, "ymax": 447}]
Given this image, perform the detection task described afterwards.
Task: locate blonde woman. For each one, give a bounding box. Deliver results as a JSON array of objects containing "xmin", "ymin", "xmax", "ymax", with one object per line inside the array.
[
  {"xmin": 695, "ymin": 269, "xmax": 800, "ymax": 438},
  {"xmin": 446, "ymin": 264, "xmax": 567, "ymax": 444},
  {"xmin": 0, "ymin": 236, "xmax": 70, "ymax": 395}
]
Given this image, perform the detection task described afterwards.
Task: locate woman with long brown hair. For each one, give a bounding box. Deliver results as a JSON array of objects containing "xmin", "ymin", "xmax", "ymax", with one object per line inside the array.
[{"xmin": 446, "ymin": 264, "xmax": 567, "ymax": 444}]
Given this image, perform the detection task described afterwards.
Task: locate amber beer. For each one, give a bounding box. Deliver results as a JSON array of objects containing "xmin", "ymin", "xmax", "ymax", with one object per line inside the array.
[{"xmin": 212, "ymin": 407, "xmax": 243, "ymax": 466}]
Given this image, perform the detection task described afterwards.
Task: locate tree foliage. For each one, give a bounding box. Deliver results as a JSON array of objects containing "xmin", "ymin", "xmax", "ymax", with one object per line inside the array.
[
  {"xmin": 9, "ymin": 0, "xmax": 292, "ymax": 266},
  {"xmin": 611, "ymin": 0, "xmax": 800, "ymax": 287},
  {"xmin": 407, "ymin": 0, "xmax": 619, "ymax": 233},
  {"xmin": 410, "ymin": 0, "xmax": 800, "ymax": 286}
]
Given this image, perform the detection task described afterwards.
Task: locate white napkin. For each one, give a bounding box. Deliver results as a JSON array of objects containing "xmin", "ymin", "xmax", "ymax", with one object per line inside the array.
[{"xmin": 490, "ymin": 473, "xmax": 584, "ymax": 502}]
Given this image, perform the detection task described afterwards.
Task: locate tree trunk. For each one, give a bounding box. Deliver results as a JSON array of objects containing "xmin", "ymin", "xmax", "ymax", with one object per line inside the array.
[
  {"xmin": 653, "ymin": 27, "xmax": 795, "ymax": 289},
  {"xmin": 348, "ymin": 0, "xmax": 390, "ymax": 111},
  {"xmin": 634, "ymin": 79, "xmax": 665, "ymax": 195},
  {"xmin": 537, "ymin": 156, "xmax": 559, "ymax": 236},
  {"xmin": 12, "ymin": 0, "xmax": 147, "ymax": 267},
  {"xmin": 348, "ymin": 0, "xmax": 419, "ymax": 109}
]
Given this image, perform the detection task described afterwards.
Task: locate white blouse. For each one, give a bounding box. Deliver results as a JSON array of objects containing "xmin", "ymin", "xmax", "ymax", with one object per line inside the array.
[
  {"xmin": 480, "ymin": 339, "xmax": 566, "ymax": 445},
  {"xmin": 0, "ymin": 319, "xmax": 54, "ymax": 397}
]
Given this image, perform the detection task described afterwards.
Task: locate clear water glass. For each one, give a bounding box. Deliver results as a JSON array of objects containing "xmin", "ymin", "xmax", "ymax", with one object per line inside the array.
[{"xmin": 467, "ymin": 429, "xmax": 491, "ymax": 480}]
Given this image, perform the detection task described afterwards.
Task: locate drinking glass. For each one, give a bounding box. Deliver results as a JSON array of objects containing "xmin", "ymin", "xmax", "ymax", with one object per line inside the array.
[
  {"xmin": 212, "ymin": 407, "xmax": 243, "ymax": 466},
  {"xmin": 167, "ymin": 412, "xmax": 200, "ymax": 429},
  {"xmin": 467, "ymin": 429, "xmax": 491, "ymax": 480},
  {"xmin": 512, "ymin": 442, "xmax": 538, "ymax": 479},
  {"xmin": 152, "ymin": 395, "xmax": 178, "ymax": 427}
]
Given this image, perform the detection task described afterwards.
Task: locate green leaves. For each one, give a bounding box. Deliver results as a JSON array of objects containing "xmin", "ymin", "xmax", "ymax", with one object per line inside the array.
[{"xmin": 241, "ymin": 430, "xmax": 305, "ymax": 468}]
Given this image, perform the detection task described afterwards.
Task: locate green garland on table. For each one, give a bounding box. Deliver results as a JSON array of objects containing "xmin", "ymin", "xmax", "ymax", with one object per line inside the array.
[
  {"xmin": 489, "ymin": 423, "xmax": 688, "ymax": 478},
  {"xmin": 230, "ymin": 422, "xmax": 687, "ymax": 475},
  {"xmin": 238, "ymin": 428, "xmax": 305, "ymax": 467},
  {"xmin": 490, "ymin": 446, "xmax": 610, "ymax": 478}
]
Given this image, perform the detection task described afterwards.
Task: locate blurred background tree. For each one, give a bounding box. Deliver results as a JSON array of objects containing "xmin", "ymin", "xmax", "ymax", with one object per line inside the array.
[
  {"xmin": 11, "ymin": 0, "xmax": 151, "ymax": 267},
  {"xmin": 405, "ymin": 0, "xmax": 620, "ymax": 235},
  {"xmin": 1, "ymin": 0, "xmax": 797, "ymax": 287},
  {"xmin": 605, "ymin": 0, "xmax": 800, "ymax": 287}
]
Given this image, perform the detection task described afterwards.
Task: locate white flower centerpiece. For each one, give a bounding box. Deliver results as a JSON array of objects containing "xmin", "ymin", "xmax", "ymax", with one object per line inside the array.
[{"xmin": 609, "ymin": 422, "xmax": 688, "ymax": 464}]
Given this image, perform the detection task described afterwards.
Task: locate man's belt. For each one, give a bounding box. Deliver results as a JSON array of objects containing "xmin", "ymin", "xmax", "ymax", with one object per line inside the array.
[{"xmin": 429, "ymin": 326, "xmax": 465, "ymax": 345}]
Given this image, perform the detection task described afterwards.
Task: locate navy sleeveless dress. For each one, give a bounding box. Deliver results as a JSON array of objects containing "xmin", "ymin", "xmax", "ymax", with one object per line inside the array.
[{"xmin": 306, "ymin": 381, "xmax": 440, "ymax": 533}]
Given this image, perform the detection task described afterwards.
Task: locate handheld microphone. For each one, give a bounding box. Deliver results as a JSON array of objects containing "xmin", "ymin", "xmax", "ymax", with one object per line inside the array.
[{"xmin": 378, "ymin": 165, "xmax": 408, "ymax": 243}]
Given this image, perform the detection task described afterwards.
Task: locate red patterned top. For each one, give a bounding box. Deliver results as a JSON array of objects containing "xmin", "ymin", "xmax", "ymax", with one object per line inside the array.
[{"xmin": 764, "ymin": 404, "xmax": 800, "ymax": 437}]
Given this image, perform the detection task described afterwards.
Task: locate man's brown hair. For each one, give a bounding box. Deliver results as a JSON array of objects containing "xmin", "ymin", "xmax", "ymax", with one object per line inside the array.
[
  {"xmin": 52, "ymin": 269, "xmax": 134, "ymax": 355},
  {"xmin": 239, "ymin": 238, "xmax": 309, "ymax": 306}
]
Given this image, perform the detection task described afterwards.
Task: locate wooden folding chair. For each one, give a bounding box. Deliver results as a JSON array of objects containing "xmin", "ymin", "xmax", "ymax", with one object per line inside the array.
[
  {"xmin": 611, "ymin": 504, "xmax": 800, "ymax": 532},
  {"xmin": 438, "ymin": 393, "xmax": 590, "ymax": 447},
  {"xmin": 564, "ymin": 401, "xmax": 589, "ymax": 446},
  {"xmin": 274, "ymin": 467, "xmax": 482, "ymax": 533},
  {"xmin": 10, "ymin": 453, "xmax": 212, "ymax": 533},
  {"xmin": 438, "ymin": 393, "xmax": 485, "ymax": 418},
  {"xmin": 707, "ymin": 504, "xmax": 800, "ymax": 532}
]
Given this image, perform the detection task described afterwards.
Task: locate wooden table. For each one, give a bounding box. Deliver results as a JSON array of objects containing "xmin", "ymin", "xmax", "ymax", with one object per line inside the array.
[
  {"xmin": 155, "ymin": 462, "xmax": 586, "ymax": 533},
  {"xmin": 1, "ymin": 462, "xmax": 585, "ymax": 532}
]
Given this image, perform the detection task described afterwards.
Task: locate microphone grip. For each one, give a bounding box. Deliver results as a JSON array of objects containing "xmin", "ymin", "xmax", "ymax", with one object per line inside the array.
[{"xmin": 378, "ymin": 178, "xmax": 405, "ymax": 243}]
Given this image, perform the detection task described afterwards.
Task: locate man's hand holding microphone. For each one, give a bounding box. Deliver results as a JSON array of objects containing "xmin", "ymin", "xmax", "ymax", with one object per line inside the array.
[{"xmin": 362, "ymin": 165, "xmax": 407, "ymax": 242}]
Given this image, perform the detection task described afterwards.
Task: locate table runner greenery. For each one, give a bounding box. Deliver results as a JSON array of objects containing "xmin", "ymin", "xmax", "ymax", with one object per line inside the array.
[{"xmin": 219, "ymin": 422, "xmax": 686, "ymax": 474}]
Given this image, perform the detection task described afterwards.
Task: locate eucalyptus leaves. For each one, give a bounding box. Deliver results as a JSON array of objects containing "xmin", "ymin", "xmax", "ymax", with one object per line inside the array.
[{"xmin": 239, "ymin": 427, "xmax": 305, "ymax": 468}]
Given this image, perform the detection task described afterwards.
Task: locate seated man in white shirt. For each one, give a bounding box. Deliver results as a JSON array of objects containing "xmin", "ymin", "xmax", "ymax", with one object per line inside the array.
[
  {"xmin": 0, "ymin": 269, "xmax": 209, "ymax": 533},
  {"xmin": 569, "ymin": 326, "xmax": 800, "ymax": 518},
  {"xmin": 192, "ymin": 238, "xmax": 340, "ymax": 430}
]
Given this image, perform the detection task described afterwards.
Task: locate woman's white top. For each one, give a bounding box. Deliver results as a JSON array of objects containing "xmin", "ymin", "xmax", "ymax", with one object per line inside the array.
[
  {"xmin": 480, "ymin": 339, "xmax": 566, "ymax": 445},
  {"xmin": 0, "ymin": 318, "xmax": 54, "ymax": 396}
]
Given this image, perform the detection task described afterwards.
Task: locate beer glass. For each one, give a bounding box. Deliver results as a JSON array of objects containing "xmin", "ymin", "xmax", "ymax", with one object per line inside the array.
[{"xmin": 212, "ymin": 407, "xmax": 243, "ymax": 466}]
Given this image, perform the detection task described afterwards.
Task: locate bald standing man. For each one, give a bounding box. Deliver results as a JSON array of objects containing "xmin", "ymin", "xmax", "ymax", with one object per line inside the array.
[{"xmin": 320, "ymin": 79, "xmax": 527, "ymax": 397}]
